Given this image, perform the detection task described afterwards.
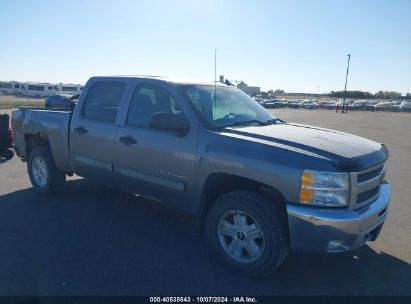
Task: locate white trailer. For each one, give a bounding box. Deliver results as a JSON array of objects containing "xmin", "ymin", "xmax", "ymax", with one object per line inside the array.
[
  {"xmin": 23, "ymin": 83, "xmax": 57, "ymax": 97},
  {"xmin": 55, "ymin": 84, "xmax": 84, "ymax": 95},
  {"xmin": 0, "ymin": 81, "xmax": 84, "ymax": 97},
  {"xmin": 0, "ymin": 81, "xmax": 21, "ymax": 94}
]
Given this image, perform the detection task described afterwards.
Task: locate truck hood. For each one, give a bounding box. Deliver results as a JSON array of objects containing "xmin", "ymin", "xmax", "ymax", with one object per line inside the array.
[{"xmin": 222, "ymin": 123, "xmax": 384, "ymax": 162}]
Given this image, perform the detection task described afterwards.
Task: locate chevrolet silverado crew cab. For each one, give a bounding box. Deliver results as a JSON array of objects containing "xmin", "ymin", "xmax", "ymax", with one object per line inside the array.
[{"xmin": 11, "ymin": 76, "xmax": 390, "ymax": 276}]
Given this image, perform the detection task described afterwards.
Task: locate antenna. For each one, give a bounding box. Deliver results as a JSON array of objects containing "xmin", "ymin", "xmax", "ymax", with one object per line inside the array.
[
  {"xmin": 214, "ymin": 49, "xmax": 217, "ymax": 118},
  {"xmin": 214, "ymin": 49, "xmax": 217, "ymax": 97},
  {"xmin": 342, "ymin": 54, "xmax": 351, "ymax": 113}
]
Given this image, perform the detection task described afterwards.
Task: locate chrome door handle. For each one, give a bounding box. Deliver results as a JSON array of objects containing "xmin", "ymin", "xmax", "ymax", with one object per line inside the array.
[
  {"xmin": 119, "ymin": 135, "xmax": 137, "ymax": 145},
  {"xmin": 74, "ymin": 126, "xmax": 88, "ymax": 135}
]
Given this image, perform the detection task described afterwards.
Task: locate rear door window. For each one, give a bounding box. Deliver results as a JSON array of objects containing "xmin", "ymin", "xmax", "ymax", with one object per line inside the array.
[{"xmin": 82, "ymin": 81, "xmax": 126, "ymax": 122}]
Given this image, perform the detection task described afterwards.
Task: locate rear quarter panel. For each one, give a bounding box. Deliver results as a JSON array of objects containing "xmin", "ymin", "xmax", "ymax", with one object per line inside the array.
[{"xmin": 12, "ymin": 109, "xmax": 73, "ymax": 172}]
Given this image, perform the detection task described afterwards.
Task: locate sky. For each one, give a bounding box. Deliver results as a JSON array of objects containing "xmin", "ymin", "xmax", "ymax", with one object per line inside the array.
[{"xmin": 0, "ymin": 0, "xmax": 410, "ymax": 94}]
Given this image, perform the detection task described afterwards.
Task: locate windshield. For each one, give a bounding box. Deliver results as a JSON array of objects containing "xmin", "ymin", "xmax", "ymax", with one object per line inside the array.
[{"xmin": 180, "ymin": 85, "xmax": 281, "ymax": 129}]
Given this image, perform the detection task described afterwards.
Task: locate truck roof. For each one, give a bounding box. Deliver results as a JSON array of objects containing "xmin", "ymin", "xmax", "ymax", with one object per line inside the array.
[{"xmin": 91, "ymin": 75, "xmax": 229, "ymax": 87}]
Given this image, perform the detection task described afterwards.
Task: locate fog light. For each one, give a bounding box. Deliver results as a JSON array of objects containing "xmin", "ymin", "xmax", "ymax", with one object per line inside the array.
[{"xmin": 327, "ymin": 240, "xmax": 350, "ymax": 252}]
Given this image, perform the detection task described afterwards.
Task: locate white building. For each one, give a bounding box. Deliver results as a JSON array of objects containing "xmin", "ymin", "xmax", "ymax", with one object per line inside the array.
[
  {"xmin": 236, "ymin": 81, "xmax": 260, "ymax": 95},
  {"xmin": 223, "ymin": 78, "xmax": 261, "ymax": 95}
]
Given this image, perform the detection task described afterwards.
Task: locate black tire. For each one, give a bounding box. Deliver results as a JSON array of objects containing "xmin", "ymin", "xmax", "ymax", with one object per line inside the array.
[
  {"xmin": 27, "ymin": 146, "xmax": 66, "ymax": 195},
  {"xmin": 2, "ymin": 149, "xmax": 14, "ymax": 160},
  {"xmin": 205, "ymin": 190, "xmax": 289, "ymax": 277}
]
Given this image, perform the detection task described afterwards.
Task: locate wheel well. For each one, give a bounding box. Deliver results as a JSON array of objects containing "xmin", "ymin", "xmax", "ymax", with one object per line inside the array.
[
  {"xmin": 197, "ymin": 173, "xmax": 287, "ymax": 229},
  {"xmin": 25, "ymin": 133, "xmax": 50, "ymax": 156}
]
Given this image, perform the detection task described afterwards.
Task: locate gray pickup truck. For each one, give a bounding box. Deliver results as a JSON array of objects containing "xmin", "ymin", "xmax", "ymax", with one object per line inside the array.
[{"xmin": 12, "ymin": 76, "xmax": 390, "ymax": 276}]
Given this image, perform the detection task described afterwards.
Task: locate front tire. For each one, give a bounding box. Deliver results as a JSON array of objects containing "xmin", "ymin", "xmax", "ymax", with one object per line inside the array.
[
  {"xmin": 205, "ymin": 190, "xmax": 289, "ymax": 277},
  {"xmin": 27, "ymin": 146, "xmax": 66, "ymax": 195}
]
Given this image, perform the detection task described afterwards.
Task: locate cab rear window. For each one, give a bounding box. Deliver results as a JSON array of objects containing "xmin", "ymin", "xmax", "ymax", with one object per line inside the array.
[{"xmin": 82, "ymin": 81, "xmax": 126, "ymax": 122}]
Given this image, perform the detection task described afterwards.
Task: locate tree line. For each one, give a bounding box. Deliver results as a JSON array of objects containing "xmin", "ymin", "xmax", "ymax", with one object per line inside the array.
[
  {"xmin": 265, "ymin": 89, "xmax": 411, "ymax": 100},
  {"xmin": 329, "ymin": 90, "xmax": 410, "ymax": 99}
]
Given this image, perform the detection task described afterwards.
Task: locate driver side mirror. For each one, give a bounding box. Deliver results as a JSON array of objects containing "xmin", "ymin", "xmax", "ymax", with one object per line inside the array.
[{"xmin": 149, "ymin": 112, "xmax": 189, "ymax": 136}]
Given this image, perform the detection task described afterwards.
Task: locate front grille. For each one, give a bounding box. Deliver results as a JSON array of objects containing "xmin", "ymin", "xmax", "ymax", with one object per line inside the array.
[
  {"xmin": 350, "ymin": 162, "xmax": 386, "ymax": 209},
  {"xmin": 357, "ymin": 186, "xmax": 380, "ymax": 204},
  {"xmin": 357, "ymin": 165, "xmax": 384, "ymax": 183}
]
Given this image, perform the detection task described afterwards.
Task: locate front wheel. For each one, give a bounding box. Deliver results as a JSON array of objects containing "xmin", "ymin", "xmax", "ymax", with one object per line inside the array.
[
  {"xmin": 205, "ymin": 190, "xmax": 289, "ymax": 277},
  {"xmin": 27, "ymin": 146, "xmax": 66, "ymax": 195}
]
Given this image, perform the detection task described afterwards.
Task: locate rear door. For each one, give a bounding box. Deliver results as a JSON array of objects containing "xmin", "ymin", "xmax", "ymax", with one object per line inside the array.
[
  {"xmin": 70, "ymin": 80, "xmax": 128, "ymax": 185},
  {"xmin": 113, "ymin": 81, "xmax": 198, "ymax": 210}
]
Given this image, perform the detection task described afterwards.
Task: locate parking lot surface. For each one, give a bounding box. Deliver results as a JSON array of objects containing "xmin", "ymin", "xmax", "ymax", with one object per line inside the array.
[{"xmin": 0, "ymin": 108, "xmax": 410, "ymax": 295}]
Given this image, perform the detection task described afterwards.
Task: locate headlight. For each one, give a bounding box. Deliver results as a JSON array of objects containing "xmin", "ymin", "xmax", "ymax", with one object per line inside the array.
[{"xmin": 299, "ymin": 170, "xmax": 349, "ymax": 207}]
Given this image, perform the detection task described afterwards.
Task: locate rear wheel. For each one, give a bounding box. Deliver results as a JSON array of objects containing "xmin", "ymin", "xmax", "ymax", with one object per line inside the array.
[
  {"xmin": 27, "ymin": 146, "xmax": 66, "ymax": 195},
  {"xmin": 205, "ymin": 190, "xmax": 289, "ymax": 277},
  {"xmin": 2, "ymin": 149, "xmax": 14, "ymax": 160}
]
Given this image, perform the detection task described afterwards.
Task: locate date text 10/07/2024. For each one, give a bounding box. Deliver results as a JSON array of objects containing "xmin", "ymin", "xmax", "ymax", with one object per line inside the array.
[{"xmin": 149, "ymin": 297, "xmax": 258, "ymax": 303}]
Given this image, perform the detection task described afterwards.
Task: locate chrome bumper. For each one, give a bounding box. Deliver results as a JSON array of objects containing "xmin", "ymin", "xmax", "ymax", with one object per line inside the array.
[{"xmin": 286, "ymin": 182, "xmax": 390, "ymax": 253}]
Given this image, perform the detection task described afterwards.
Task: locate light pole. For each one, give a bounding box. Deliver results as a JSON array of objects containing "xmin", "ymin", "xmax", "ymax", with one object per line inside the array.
[{"xmin": 342, "ymin": 54, "xmax": 351, "ymax": 113}]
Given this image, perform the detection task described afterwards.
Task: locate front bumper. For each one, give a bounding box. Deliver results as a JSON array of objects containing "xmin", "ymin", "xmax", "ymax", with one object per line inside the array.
[{"xmin": 286, "ymin": 182, "xmax": 390, "ymax": 253}]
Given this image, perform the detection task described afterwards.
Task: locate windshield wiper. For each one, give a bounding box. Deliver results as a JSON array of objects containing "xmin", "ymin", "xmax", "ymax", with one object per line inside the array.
[
  {"xmin": 222, "ymin": 118, "xmax": 284, "ymax": 129},
  {"xmin": 223, "ymin": 120, "xmax": 269, "ymax": 129},
  {"xmin": 266, "ymin": 118, "xmax": 284, "ymax": 124}
]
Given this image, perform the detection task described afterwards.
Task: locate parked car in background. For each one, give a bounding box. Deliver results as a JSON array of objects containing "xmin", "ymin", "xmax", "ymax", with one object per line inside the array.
[
  {"xmin": 280, "ymin": 99, "xmax": 290, "ymax": 107},
  {"xmin": 400, "ymin": 101, "xmax": 411, "ymax": 112},
  {"xmin": 254, "ymin": 98, "xmax": 264, "ymax": 105},
  {"xmin": 318, "ymin": 100, "xmax": 336, "ymax": 110},
  {"xmin": 45, "ymin": 94, "xmax": 80, "ymax": 110},
  {"xmin": 390, "ymin": 101, "xmax": 402, "ymax": 112},
  {"xmin": 364, "ymin": 101, "xmax": 379, "ymax": 111},
  {"xmin": 288, "ymin": 100, "xmax": 301, "ymax": 108},
  {"xmin": 300, "ymin": 99, "xmax": 316, "ymax": 110},
  {"xmin": 262, "ymin": 101, "xmax": 273, "ymax": 108},
  {"xmin": 263, "ymin": 99, "xmax": 286, "ymax": 109},
  {"xmin": 374, "ymin": 102, "xmax": 395, "ymax": 111},
  {"xmin": 350, "ymin": 100, "xmax": 369, "ymax": 111}
]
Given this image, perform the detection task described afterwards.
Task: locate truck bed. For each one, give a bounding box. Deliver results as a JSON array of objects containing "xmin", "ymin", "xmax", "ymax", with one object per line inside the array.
[{"xmin": 11, "ymin": 108, "xmax": 73, "ymax": 173}]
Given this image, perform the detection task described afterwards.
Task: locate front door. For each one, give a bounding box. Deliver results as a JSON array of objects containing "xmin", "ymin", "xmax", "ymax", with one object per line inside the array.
[{"xmin": 114, "ymin": 82, "xmax": 198, "ymax": 210}]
